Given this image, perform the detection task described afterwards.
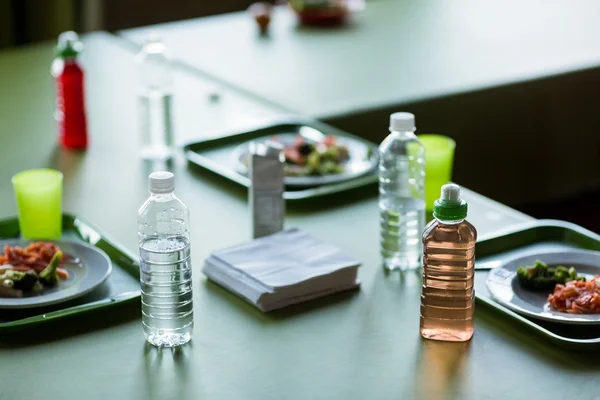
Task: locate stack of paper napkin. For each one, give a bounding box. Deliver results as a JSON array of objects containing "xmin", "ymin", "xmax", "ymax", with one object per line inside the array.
[{"xmin": 203, "ymin": 229, "xmax": 361, "ymax": 311}]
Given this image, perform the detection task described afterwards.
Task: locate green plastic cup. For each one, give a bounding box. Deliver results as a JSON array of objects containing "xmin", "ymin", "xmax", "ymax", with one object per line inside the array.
[
  {"xmin": 12, "ymin": 169, "xmax": 63, "ymax": 239},
  {"xmin": 419, "ymin": 135, "xmax": 456, "ymax": 212}
]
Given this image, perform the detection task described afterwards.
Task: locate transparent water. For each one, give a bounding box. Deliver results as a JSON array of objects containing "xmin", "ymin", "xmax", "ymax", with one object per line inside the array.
[
  {"xmin": 140, "ymin": 235, "xmax": 193, "ymax": 347},
  {"xmin": 379, "ymin": 198, "xmax": 425, "ymax": 270},
  {"xmin": 420, "ymin": 220, "xmax": 477, "ymax": 342},
  {"xmin": 138, "ymin": 91, "xmax": 174, "ymax": 160},
  {"xmin": 378, "ymin": 131, "xmax": 425, "ymax": 271}
]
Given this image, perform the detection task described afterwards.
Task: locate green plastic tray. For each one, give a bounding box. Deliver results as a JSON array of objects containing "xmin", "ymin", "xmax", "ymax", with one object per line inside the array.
[
  {"xmin": 475, "ymin": 219, "xmax": 600, "ymax": 350},
  {"xmin": 183, "ymin": 117, "xmax": 378, "ymax": 200},
  {"xmin": 0, "ymin": 214, "xmax": 140, "ymax": 333}
]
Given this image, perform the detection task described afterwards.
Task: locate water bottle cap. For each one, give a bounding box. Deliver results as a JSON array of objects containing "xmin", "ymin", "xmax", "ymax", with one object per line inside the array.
[
  {"xmin": 433, "ymin": 183, "xmax": 468, "ymax": 220},
  {"xmin": 149, "ymin": 171, "xmax": 175, "ymax": 194},
  {"xmin": 389, "ymin": 112, "xmax": 415, "ymax": 132}
]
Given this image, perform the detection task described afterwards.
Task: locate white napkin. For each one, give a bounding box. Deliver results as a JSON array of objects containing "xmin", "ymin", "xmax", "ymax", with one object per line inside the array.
[{"xmin": 203, "ymin": 229, "xmax": 361, "ymax": 311}]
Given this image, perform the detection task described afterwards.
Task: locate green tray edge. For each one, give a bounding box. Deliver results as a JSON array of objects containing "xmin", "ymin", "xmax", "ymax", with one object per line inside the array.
[
  {"xmin": 475, "ymin": 218, "xmax": 600, "ymax": 350},
  {"xmin": 0, "ymin": 213, "xmax": 140, "ymax": 333},
  {"xmin": 183, "ymin": 116, "xmax": 379, "ymax": 200}
]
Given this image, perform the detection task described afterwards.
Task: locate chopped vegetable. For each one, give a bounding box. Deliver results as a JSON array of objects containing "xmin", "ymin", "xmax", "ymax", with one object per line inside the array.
[
  {"xmin": 57, "ymin": 268, "xmax": 69, "ymax": 281},
  {"xmin": 11, "ymin": 270, "xmax": 39, "ymax": 291},
  {"xmin": 39, "ymin": 251, "xmax": 63, "ymax": 287},
  {"xmin": 0, "ymin": 269, "xmax": 43, "ymax": 293},
  {"xmin": 1, "ymin": 277, "xmax": 14, "ymax": 288},
  {"xmin": 516, "ymin": 260, "xmax": 585, "ymax": 290}
]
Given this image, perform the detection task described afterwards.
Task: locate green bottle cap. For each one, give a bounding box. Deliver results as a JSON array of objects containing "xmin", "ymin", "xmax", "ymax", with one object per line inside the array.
[
  {"xmin": 55, "ymin": 31, "xmax": 83, "ymax": 58},
  {"xmin": 433, "ymin": 183, "xmax": 468, "ymax": 221}
]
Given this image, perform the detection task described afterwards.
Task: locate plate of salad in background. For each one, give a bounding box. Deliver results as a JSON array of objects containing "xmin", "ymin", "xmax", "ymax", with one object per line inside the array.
[
  {"xmin": 486, "ymin": 249, "xmax": 600, "ymax": 325},
  {"xmin": 0, "ymin": 240, "xmax": 112, "ymax": 309},
  {"xmin": 235, "ymin": 128, "xmax": 379, "ymax": 187}
]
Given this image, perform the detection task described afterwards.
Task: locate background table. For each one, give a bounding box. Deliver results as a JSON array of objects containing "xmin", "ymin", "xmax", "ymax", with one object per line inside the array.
[
  {"xmin": 0, "ymin": 32, "xmax": 598, "ymax": 400},
  {"xmin": 121, "ymin": 0, "xmax": 600, "ymax": 119},
  {"xmin": 121, "ymin": 0, "xmax": 600, "ymax": 208}
]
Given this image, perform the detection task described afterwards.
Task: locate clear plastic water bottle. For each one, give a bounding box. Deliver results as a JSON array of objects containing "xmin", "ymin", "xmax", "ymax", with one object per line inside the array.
[
  {"xmin": 136, "ymin": 35, "xmax": 174, "ymax": 160},
  {"xmin": 379, "ymin": 112, "xmax": 426, "ymax": 271},
  {"xmin": 138, "ymin": 171, "xmax": 193, "ymax": 347}
]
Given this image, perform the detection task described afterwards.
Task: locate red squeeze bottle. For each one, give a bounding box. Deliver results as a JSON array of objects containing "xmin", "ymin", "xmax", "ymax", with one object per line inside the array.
[{"xmin": 51, "ymin": 31, "xmax": 88, "ymax": 150}]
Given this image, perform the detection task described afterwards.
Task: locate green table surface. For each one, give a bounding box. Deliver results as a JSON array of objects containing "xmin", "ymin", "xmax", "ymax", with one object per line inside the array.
[
  {"xmin": 120, "ymin": 0, "xmax": 600, "ymax": 119},
  {"xmin": 0, "ymin": 32, "xmax": 598, "ymax": 400}
]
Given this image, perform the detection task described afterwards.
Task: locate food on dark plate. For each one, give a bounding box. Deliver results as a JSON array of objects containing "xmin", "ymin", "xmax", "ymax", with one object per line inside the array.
[
  {"xmin": 278, "ymin": 135, "xmax": 350, "ymax": 176},
  {"xmin": 0, "ymin": 243, "xmax": 67, "ymax": 298},
  {"xmin": 515, "ymin": 259, "xmax": 600, "ymax": 314}
]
